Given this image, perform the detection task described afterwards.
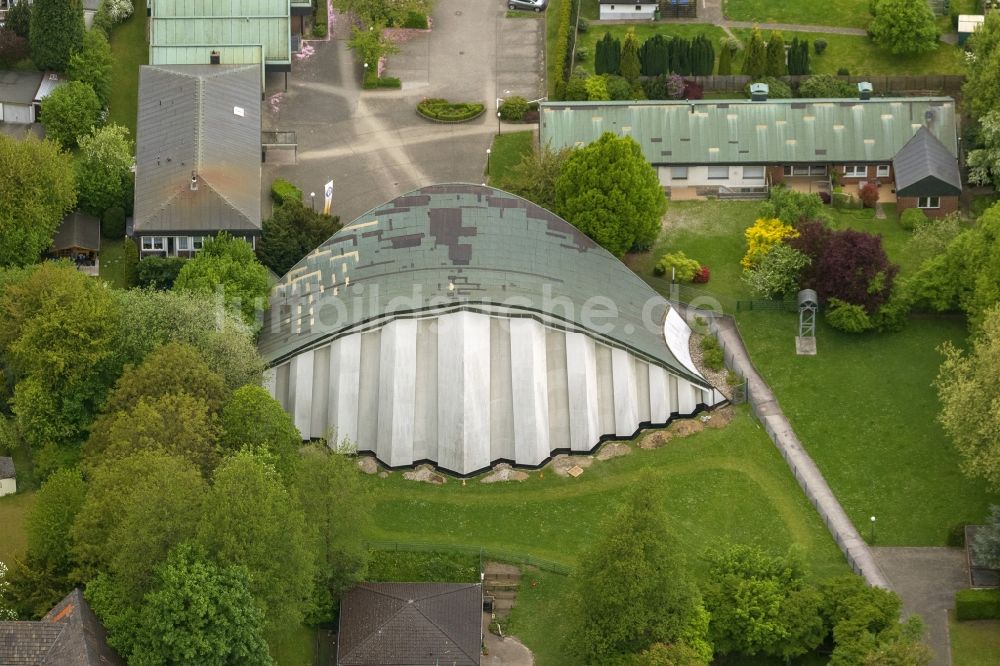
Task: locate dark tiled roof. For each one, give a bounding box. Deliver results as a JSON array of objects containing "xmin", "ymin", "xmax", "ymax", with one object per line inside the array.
[
  {"xmin": 133, "ymin": 64, "xmax": 262, "ymax": 236},
  {"xmin": 337, "ymin": 583, "xmax": 482, "ymax": 666},
  {"xmin": 52, "ymin": 212, "xmax": 101, "ymax": 252},
  {"xmin": 0, "ymin": 589, "xmax": 124, "ymax": 666},
  {"xmin": 0, "ymin": 456, "xmax": 13, "ymax": 479},
  {"xmin": 893, "ymin": 125, "xmax": 962, "ymax": 197}
]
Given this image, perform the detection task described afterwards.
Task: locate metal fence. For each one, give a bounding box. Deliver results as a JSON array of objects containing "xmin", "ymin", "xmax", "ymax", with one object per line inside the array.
[{"xmin": 365, "ymin": 540, "xmax": 575, "ymax": 575}]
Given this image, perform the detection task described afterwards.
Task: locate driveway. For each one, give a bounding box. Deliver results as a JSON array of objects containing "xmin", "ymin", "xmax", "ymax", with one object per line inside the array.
[{"xmin": 261, "ymin": 1, "xmax": 544, "ymax": 225}]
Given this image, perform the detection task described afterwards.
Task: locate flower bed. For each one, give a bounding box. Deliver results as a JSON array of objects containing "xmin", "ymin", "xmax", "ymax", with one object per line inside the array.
[{"xmin": 416, "ymin": 99, "xmax": 485, "ymax": 123}]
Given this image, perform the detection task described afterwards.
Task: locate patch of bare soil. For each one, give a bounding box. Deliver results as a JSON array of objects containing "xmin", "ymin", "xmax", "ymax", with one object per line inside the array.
[
  {"xmin": 595, "ymin": 442, "xmax": 632, "ymax": 461},
  {"xmin": 403, "ymin": 464, "xmax": 447, "ymax": 485},
  {"xmin": 639, "ymin": 430, "xmax": 673, "ymax": 450},
  {"xmin": 548, "ymin": 454, "xmax": 594, "ymax": 477},
  {"xmin": 703, "ymin": 405, "xmax": 734, "ymax": 429},
  {"xmin": 668, "ymin": 418, "xmax": 705, "ymax": 438},
  {"xmin": 481, "ymin": 463, "xmax": 529, "ymax": 484}
]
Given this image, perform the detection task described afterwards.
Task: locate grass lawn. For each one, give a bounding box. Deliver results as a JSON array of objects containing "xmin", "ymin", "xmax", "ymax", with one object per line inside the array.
[
  {"xmin": 269, "ymin": 625, "xmax": 316, "ymax": 666},
  {"xmin": 950, "ymin": 612, "xmax": 1000, "ymax": 665},
  {"xmin": 364, "ymin": 408, "xmax": 848, "ymax": 580},
  {"xmin": 98, "ymin": 238, "xmax": 129, "ymax": 289},
  {"xmin": 0, "ymin": 491, "xmax": 35, "ymax": 565},
  {"xmin": 724, "ymin": 0, "xmax": 873, "ymax": 29},
  {"xmin": 576, "ymin": 24, "xmax": 729, "ymax": 76},
  {"xmin": 731, "ymin": 29, "xmax": 967, "ymax": 77},
  {"xmin": 488, "ymin": 130, "xmax": 535, "ymax": 184},
  {"xmin": 108, "ymin": 2, "xmax": 148, "ymax": 137}
]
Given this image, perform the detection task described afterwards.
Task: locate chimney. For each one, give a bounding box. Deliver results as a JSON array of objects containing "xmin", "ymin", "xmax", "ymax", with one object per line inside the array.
[
  {"xmin": 750, "ymin": 83, "xmax": 769, "ymax": 102},
  {"xmin": 858, "ymin": 81, "xmax": 873, "ymax": 101},
  {"xmin": 210, "ymin": 50, "xmax": 221, "ymax": 65},
  {"xmin": 190, "ymin": 172, "xmax": 199, "ymax": 191}
]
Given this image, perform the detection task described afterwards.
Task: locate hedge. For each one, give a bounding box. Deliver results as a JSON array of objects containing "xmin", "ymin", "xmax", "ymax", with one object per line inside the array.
[
  {"xmin": 955, "ymin": 589, "xmax": 1000, "ymax": 621},
  {"xmin": 417, "ymin": 98, "xmax": 485, "ymax": 122},
  {"xmin": 313, "ymin": 0, "xmax": 328, "ymax": 38},
  {"xmin": 552, "ymin": 0, "xmax": 576, "ymax": 99},
  {"xmin": 401, "ymin": 11, "xmax": 428, "ymax": 29},
  {"xmin": 270, "ymin": 178, "xmax": 302, "ymax": 206},
  {"xmin": 363, "ymin": 72, "xmax": 402, "ymax": 89}
]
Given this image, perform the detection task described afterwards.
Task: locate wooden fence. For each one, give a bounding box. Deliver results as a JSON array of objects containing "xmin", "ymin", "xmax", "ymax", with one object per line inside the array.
[{"xmin": 688, "ymin": 74, "xmax": 966, "ymax": 95}]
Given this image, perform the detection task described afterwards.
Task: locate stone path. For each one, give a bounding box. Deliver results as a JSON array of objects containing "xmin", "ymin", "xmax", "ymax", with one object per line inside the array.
[{"xmin": 873, "ymin": 547, "xmax": 969, "ymax": 666}]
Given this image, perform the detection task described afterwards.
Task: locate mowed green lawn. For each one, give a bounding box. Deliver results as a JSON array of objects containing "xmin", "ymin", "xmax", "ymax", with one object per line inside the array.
[
  {"xmin": 488, "ymin": 130, "xmax": 535, "ymax": 184},
  {"xmin": 108, "ymin": 2, "xmax": 148, "ymax": 137},
  {"xmin": 98, "ymin": 238, "xmax": 128, "ymax": 289},
  {"xmin": 724, "ymin": 0, "xmax": 873, "ymax": 29},
  {"xmin": 364, "ymin": 409, "xmax": 848, "ymax": 580},
  {"xmin": 0, "ymin": 491, "xmax": 35, "ymax": 565},
  {"xmin": 950, "ymin": 613, "xmax": 1000, "ymax": 666}
]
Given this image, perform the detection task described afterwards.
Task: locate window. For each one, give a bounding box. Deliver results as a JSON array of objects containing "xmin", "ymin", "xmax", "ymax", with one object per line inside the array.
[
  {"xmin": 742, "ymin": 166, "xmax": 765, "ymax": 180},
  {"xmin": 876, "ymin": 164, "xmax": 890, "ymax": 178},
  {"xmin": 635, "ymin": 4, "xmax": 641, "ymax": 9},
  {"xmin": 141, "ymin": 236, "xmax": 164, "ymax": 251},
  {"xmin": 707, "ymin": 165, "xmax": 729, "ymax": 180},
  {"xmin": 192, "ymin": 236, "xmax": 205, "ymax": 250},
  {"xmin": 843, "ymin": 165, "xmax": 867, "ymax": 177},
  {"xmin": 783, "ymin": 165, "xmax": 827, "ymax": 177},
  {"xmin": 917, "ymin": 197, "xmax": 940, "ymax": 209},
  {"xmin": 176, "ymin": 236, "xmax": 190, "ymax": 251},
  {"xmin": 671, "ymin": 166, "xmax": 688, "ymax": 180}
]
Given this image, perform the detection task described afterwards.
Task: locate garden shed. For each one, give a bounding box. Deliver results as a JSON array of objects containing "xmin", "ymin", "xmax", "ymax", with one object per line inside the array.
[
  {"xmin": 958, "ymin": 14, "xmax": 985, "ymax": 45},
  {"xmin": 0, "ymin": 456, "xmax": 14, "ymax": 497},
  {"xmin": 599, "ymin": 0, "xmax": 658, "ymax": 20},
  {"xmin": 892, "ymin": 126, "xmax": 962, "ymax": 218},
  {"xmin": 51, "ymin": 211, "xmax": 101, "ymax": 274}
]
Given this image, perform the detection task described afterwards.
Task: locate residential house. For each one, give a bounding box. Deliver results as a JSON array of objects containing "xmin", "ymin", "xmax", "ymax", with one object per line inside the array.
[
  {"xmin": 0, "ymin": 588, "xmax": 125, "ymax": 665},
  {"xmin": 132, "ymin": 63, "xmax": 262, "ymax": 257},
  {"xmin": 539, "ymin": 90, "xmax": 962, "ymax": 217},
  {"xmin": 337, "ymin": 582, "xmax": 483, "ymax": 666},
  {"xmin": 0, "ymin": 456, "xmax": 14, "ymax": 497}
]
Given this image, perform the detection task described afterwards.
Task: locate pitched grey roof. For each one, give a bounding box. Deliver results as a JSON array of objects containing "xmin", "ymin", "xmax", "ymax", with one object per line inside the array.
[
  {"xmin": 0, "ymin": 456, "xmax": 13, "ymax": 479},
  {"xmin": 52, "ymin": 212, "xmax": 101, "ymax": 252},
  {"xmin": 893, "ymin": 125, "xmax": 962, "ymax": 197},
  {"xmin": 134, "ymin": 64, "xmax": 262, "ymax": 236},
  {"xmin": 0, "ymin": 589, "xmax": 124, "ymax": 666},
  {"xmin": 337, "ymin": 583, "xmax": 482, "ymax": 666},
  {"xmin": 0, "ymin": 70, "xmax": 43, "ymax": 105}
]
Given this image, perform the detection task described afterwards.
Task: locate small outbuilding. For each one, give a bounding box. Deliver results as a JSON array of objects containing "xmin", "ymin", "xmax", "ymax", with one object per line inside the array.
[
  {"xmin": 0, "ymin": 456, "xmax": 14, "ymax": 497},
  {"xmin": 337, "ymin": 582, "xmax": 483, "ymax": 666},
  {"xmin": 0, "ymin": 70, "xmax": 43, "ymax": 124},
  {"xmin": 599, "ymin": 0, "xmax": 659, "ymax": 20},
  {"xmin": 51, "ymin": 211, "xmax": 101, "ymax": 275},
  {"xmin": 958, "ymin": 15, "xmax": 985, "ymax": 45},
  {"xmin": 892, "ymin": 126, "xmax": 962, "ymax": 218}
]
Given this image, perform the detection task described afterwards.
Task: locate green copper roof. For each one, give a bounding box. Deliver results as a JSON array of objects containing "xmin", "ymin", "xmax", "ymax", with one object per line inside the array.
[
  {"xmin": 540, "ymin": 97, "xmax": 958, "ymax": 165},
  {"xmin": 258, "ymin": 184, "xmax": 708, "ymax": 388},
  {"xmin": 150, "ymin": 0, "xmax": 290, "ymax": 65}
]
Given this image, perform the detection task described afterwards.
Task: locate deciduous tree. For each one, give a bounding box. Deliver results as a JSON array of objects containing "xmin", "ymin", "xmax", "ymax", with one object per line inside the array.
[
  {"xmin": 963, "ymin": 12, "xmax": 1000, "ymax": 120},
  {"xmin": 0, "ymin": 134, "xmax": 76, "ymax": 267},
  {"xmin": 257, "ymin": 200, "xmax": 341, "ymax": 277},
  {"xmin": 555, "ymin": 133, "xmax": 666, "ymax": 257},
  {"xmin": 40, "ymin": 81, "xmax": 102, "ymax": 150},
  {"xmin": 869, "ymin": 0, "xmax": 938, "ymax": 55},
  {"xmin": 174, "ymin": 233, "xmax": 269, "ymax": 325},
  {"xmin": 495, "ymin": 145, "xmax": 570, "ymax": 212},
  {"xmin": 742, "ymin": 243, "xmax": 811, "ymax": 299},
  {"xmin": 67, "ymin": 30, "xmax": 113, "ymax": 107},
  {"xmin": 220, "ymin": 385, "xmax": 300, "ymax": 478},
  {"xmin": 29, "ymin": 0, "xmax": 84, "ymax": 70},
  {"xmin": 75, "ymin": 124, "xmax": 133, "ymax": 216},
  {"xmin": 968, "ymin": 110, "xmax": 1000, "ymax": 188}
]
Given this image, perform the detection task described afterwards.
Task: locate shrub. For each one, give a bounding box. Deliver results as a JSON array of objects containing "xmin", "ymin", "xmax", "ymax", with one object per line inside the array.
[
  {"xmin": 692, "ymin": 265, "xmax": 710, "ymax": 284},
  {"xmin": 270, "ymin": 178, "xmax": 302, "ymax": 206},
  {"xmin": 859, "ymin": 182, "xmax": 879, "ymax": 208},
  {"xmin": 701, "ymin": 336, "xmax": 724, "ymax": 371},
  {"xmin": 899, "ymin": 207, "xmax": 928, "ymax": 231},
  {"xmin": 742, "ymin": 243, "xmax": 811, "ymax": 299},
  {"xmin": 92, "ymin": 1, "xmax": 113, "ymax": 37},
  {"xmin": 121, "ymin": 237, "xmax": 139, "ymax": 287},
  {"xmin": 955, "ymin": 589, "xmax": 1000, "ymax": 621},
  {"xmin": 585, "ymin": 75, "xmax": 609, "ymax": 100},
  {"xmin": 825, "ymin": 298, "xmax": 873, "ymax": 333},
  {"xmin": 417, "ymin": 98, "xmax": 486, "ymax": 122},
  {"xmin": 726, "ymin": 370, "xmax": 744, "ymax": 387},
  {"xmin": 376, "ymin": 76, "xmax": 401, "ymax": 88},
  {"xmin": 362, "ymin": 70, "xmax": 378, "ymax": 89},
  {"xmin": 945, "ymin": 523, "xmax": 966, "ymax": 548},
  {"xmin": 0, "ymin": 29, "xmax": 29, "ymax": 68},
  {"xmin": 577, "ymin": 17, "xmax": 589, "ymax": 34},
  {"xmin": 314, "ymin": 0, "xmax": 328, "ymax": 37},
  {"xmin": 401, "ymin": 12, "xmax": 428, "ymax": 29},
  {"xmin": 836, "ymin": 67, "xmax": 850, "ymax": 76},
  {"xmin": 605, "ymin": 75, "xmax": 632, "ymax": 100},
  {"xmin": 818, "ymin": 191, "xmax": 831, "ymax": 204},
  {"xmin": 101, "ymin": 207, "xmax": 126, "ymax": 239},
  {"xmin": 137, "ymin": 256, "xmax": 186, "ymax": 290},
  {"xmin": 499, "ymin": 96, "xmax": 529, "ymax": 121},
  {"xmin": 684, "ymin": 79, "xmax": 704, "ymax": 100},
  {"xmin": 654, "ymin": 251, "xmax": 701, "ymax": 281},
  {"xmin": 798, "ymin": 74, "xmax": 857, "ymax": 98},
  {"xmin": 743, "ymin": 77, "xmax": 791, "ymax": 99},
  {"xmin": 106, "ymin": 0, "xmax": 132, "ymax": 23},
  {"xmin": 575, "ymin": 47, "xmax": 588, "ymax": 62},
  {"xmin": 742, "ymin": 217, "xmax": 799, "ymax": 269},
  {"xmin": 758, "ymin": 186, "xmax": 826, "ymax": 226},
  {"xmin": 814, "ymin": 39, "xmax": 827, "ymax": 54},
  {"xmin": 4, "ymin": 1, "xmax": 30, "ymax": 38},
  {"xmin": 564, "ymin": 74, "xmax": 588, "ymax": 101}
]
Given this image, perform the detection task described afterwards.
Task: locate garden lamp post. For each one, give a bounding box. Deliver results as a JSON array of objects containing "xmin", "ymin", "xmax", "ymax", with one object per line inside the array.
[
  {"xmin": 870, "ymin": 515, "xmax": 876, "ymax": 545},
  {"xmin": 497, "ymin": 111, "xmax": 501, "ymax": 135},
  {"xmin": 310, "ymin": 192, "xmax": 316, "ymax": 211},
  {"xmin": 486, "ymin": 148, "xmax": 491, "ymax": 181}
]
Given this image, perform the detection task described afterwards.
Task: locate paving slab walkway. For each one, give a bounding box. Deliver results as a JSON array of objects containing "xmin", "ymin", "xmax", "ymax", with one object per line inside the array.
[{"xmin": 872, "ymin": 547, "xmax": 969, "ymax": 666}]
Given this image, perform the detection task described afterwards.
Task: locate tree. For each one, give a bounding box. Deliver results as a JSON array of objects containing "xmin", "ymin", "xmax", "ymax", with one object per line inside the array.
[
  {"xmin": 174, "ymin": 233, "xmax": 269, "ymax": 325},
  {"xmin": 703, "ymin": 545, "xmax": 824, "ymax": 659},
  {"xmin": 629, "ymin": 642, "xmax": 709, "ymax": 665},
  {"xmin": 765, "ymin": 31, "xmax": 786, "ymax": 77},
  {"xmin": 869, "ymin": 0, "xmax": 938, "ymax": 55},
  {"xmin": 595, "ymin": 32, "xmax": 622, "ymax": 75},
  {"xmin": 4, "ymin": 1, "xmax": 31, "ymax": 38},
  {"xmin": 221, "ymin": 385, "xmax": 301, "ymax": 479},
  {"xmin": 718, "ymin": 38, "xmax": 739, "ymax": 76},
  {"xmin": 75, "ymin": 124, "xmax": 133, "ymax": 216},
  {"xmin": 555, "ymin": 133, "xmax": 666, "ymax": 257},
  {"xmin": 620, "ymin": 30, "xmax": 641, "ymax": 83},
  {"xmin": 346, "ymin": 23, "xmax": 399, "ymax": 72},
  {"xmin": 197, "ymin": 450, "xmax": 316, "ymax": 639},
  {"xmin": 29, "ymin": 0, "xmax": 84, "ymax": 70},
  {"xmin": 743, "ymin": 243, "xmax": 811, "ymax": 299},
  {"xmin": 968, "ymin": 110, "xmax": 1000, "ymax": 188},
  {"xmin": 294, "ymin": 446, "xmax": 371, "ymax": 624},
  {"xmin": 935, "ymin": 305, "xmax": 1000, "ymax": 489},
  {"xmin": 905, "ymin": 212, "xmax": 962, "ymax": 266},
  {"xmin": 127, "ymin": 544, "xmax": 274, "ymax": 666},
  {"xmin": 570, "ymin": 473, "xmax": 711, "ymax": 661},
  {"xmin": 0, "ymin": 28, "xmax": 29, "ymax": 68},
  {"xmin": 963, "ymin": 12, "xmax": 1000, "ymax": 120},
  {"xmin": 741, "ymin": 28, "xmax": 766, "ymax": 78},
  {"xmin": 67, "ymin": 29, "xmax": 113, "ymax": 107},
  {"xmin": 495, "ymin": 145, "xmax": 570, "ymax": 213},
  {"xmin": 257, "ymin": 200, "xmax": 341, "ymax": 276},
  {"xmin": 40, "ymin": 81, "xmax": 102, "ymax": 150},
  {"xmin": 0, "ymin": 134, "xmax": 76, "ymax": 267},
  {"xmin": 585, "ymin": 75, "xmax": 610, "ymax": 100},
  {"xmin": 72, "ymin": 451, "xmax": 206, "ymax": 600},
  {"xmin": 972, "ymin": 505, "xmax": 1000, "ymax": 569}
]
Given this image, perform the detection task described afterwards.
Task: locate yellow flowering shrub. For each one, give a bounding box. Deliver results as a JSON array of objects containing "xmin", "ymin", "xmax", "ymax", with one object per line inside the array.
[{"xmin": 741, "ymin": 218, "xmax": 799, "ymax": 270}]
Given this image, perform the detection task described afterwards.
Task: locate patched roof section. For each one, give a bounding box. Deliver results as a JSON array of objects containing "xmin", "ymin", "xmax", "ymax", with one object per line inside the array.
[
  {"xmin": 540, "ymin": 97, "xmax": 958, "ymax": 165},
  {"xmin": 893, "ymin": 125, "xmax": 962, "ymax": 197},
  {"xmin": 259, "ymin": 184, "xmax": 704, "ymax": 385},
  {"xmin": 133, "ymin": 64, "xmax": 261, "ymax": 235},
  {"xmin": 337, "ymin": 583, "xmax": 482, "ymax": 666}
]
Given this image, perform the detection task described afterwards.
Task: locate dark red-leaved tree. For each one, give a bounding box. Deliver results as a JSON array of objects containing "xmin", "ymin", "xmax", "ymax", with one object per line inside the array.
[{"xmin": 791, "ymin": 221, "xmax": 898, "ymax": 313}]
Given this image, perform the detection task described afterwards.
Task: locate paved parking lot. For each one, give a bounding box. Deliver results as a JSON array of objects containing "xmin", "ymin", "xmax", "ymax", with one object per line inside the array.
[{"xmin": 261, "ymin": 1, "xmax": 544, "ymax": 225}]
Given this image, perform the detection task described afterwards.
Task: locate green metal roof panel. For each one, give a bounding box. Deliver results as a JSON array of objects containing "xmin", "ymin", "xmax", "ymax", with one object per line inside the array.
[
  {"xmin": 150, "ymin": 17, "xmax": 289, "ymax": 62},
  {"xmin": 151, "ymin": 0, "xmax": 290, "ymax": 18},
  {"xmin": 540, "ymin": 98, "xmax": 958, "ymax": 165},
  {"xmin": 258, "ymin": 184, "xmax": 709, "ymax": 388}
]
